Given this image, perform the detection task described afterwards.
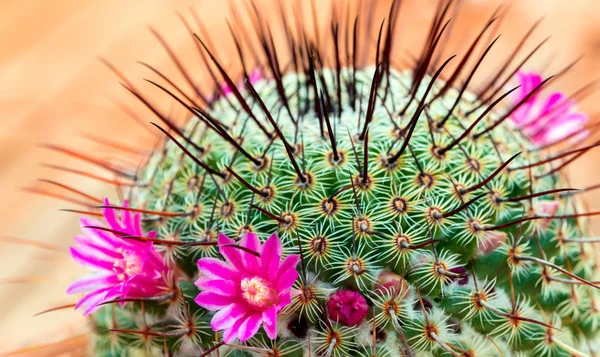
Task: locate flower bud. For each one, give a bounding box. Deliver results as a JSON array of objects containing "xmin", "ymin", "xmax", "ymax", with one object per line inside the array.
[
  {"xmin": 375, "ymin": 270, "xmax": 409, "ymax": 298},
  {"xmin": 326, "ymin": 290, "xmax": 369, "ymax": 326}
]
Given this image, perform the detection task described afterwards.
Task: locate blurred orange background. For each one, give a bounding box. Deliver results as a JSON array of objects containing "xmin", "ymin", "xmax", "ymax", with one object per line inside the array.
[{"xmin": 0, "ymin": 0, "xmax": 599, "ymax": 355}]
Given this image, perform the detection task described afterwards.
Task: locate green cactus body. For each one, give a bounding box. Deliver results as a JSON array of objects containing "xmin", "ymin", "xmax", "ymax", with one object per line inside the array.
[
  {"xmin": 62, "ymin": 3, "xmax": 600, "ymax": 357},
  {"xmin": 88, "ymin": 64, "xmax": 600, "ymax": 356}
]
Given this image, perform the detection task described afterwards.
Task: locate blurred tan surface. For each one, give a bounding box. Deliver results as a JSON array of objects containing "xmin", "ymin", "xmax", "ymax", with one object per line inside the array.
[{"xmin": 0, "ymin": 0, "xmax": 599, "ymax": 354}]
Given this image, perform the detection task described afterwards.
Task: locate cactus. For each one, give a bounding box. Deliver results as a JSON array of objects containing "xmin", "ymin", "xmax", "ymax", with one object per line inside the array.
[{"xmin": 40, "ymin": 1, "xmax": 600, "ymax": 356}]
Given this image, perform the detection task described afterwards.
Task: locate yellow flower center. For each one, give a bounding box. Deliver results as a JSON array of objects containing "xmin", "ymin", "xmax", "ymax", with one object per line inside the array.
[
  {"xmin": 114, "ymin": 249, "xmax": 143, "ymax": 281},
  {"xmin": 241, "ymin": 277, "xmax": 276, "ymax": 309}
]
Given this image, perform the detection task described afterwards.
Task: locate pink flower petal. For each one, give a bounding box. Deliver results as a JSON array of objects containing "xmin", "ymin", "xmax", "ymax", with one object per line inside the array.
[
  {"xmin": 122, "ymin": 200, "xmax": 134, "ymax": 231},
  {"xmin": 140, "ymin": 239, "xmax": 165, "ymax": 268},
  {"xmin": 125, "ymin": 275, "xmax": 167, "ymax": 296},
  {"xmin": 101, "ymin": 198, "xmax": 121, "ymax": 232},
  {"xmin": 248, "ymin": 68, "xmax": 263, "ymax": 84},
  {"xmin": 222, "ymin": 315, "xmax": 246, "ymax": 343},
  {"xmin": 539, "ymin": 92, "xmax": 566, "ymax": 112},
  {"xmin": 522, "ymin": 72, "xmax": 542, "ymax": 94},
  {"xmin": 195, "ymin": 291, "xmax": 238, "ymax": 311},
  {"xmin": 218, "ymin": 233, "xmax": 247, "ymax": 272},
  {"xmin": 562, "ymin": 111, "xmax": 588, "ymax": 125},
  {"xmin": 277, "ymin": 254, "xmax": 299, "ymax": 276},
  {"xmin": 261, "ymin": 234, "xmax": 282, "ymax": 281},
  {"xmin": 509, "ymin": 71, "xmax": 590, "ymax": 147},
  {"xmin": 542, "ymin": 113, "xmax": 588, "ymax": 144},
  {"xmin": 105, "ymin": 284, "xmax": 128, "ymax": 305},
  {"xmin": 195, "ymin": 278, "xmax": 239, "ymax": 296},
  {"xmin": 276, "ymin": 254, "xmax": 299, "ymax": 291},
  {"xmin": 220, "ymin": 81, "xmax": 234, "ymax": 96},
  {"xmin": 67, "ymin": 273, "xmax": 118, "ymax": 294},
  {"xmin": 132, "ymin": 211, "xmax": 143, "ymax": 236},
  {"xmin": 101, "ymin": 198, "xmax": 145, "ymax": 237},
  {"xmin": 278, "ymin": 290, "xmax": 291, "ymax": 308},
  {"xmin": 262, "ymin": 305, "xmax": 278, "ymax": 339},
  {"xmin": 569, "ymin": 130, "xmax": 590, "ymax": 144},
  {"xmin": 75, "ymin": 286, "xmax": 112, "ymax": 315},
  {"xmin": 240, "ymin": 232, "xmax": 262, "ymax": 274},
  {"xmin": 211, "ymin": 303, "xmax": 246, "ymax": 330},
  {"xmin": 514, "ymin": 71, "xmax": 542, "ymax": 103},
  {"xmin": 74, "ymin": 235, "xmax": 122, "ymax": 259},
  {"xmin": 197, "ymin": 257, "xmax": 239, "ymax": 280},
  {"xmin": 238, "ymin": 313, "xmax": 263, "ymax": 342},
  {"xmin": 276, "ymin": 269, "xmax": 299, "ymax": 292},
  {"xmin": 526, "ymin": 96, "xmax": 572, "ymax": 133},
  {"xmin": 69, "ymin": 247, "xmax": 114, "ymax": 271},
  {"xmin": 79, "ymin": 218, "xmax": 123, "ymax": 248}
]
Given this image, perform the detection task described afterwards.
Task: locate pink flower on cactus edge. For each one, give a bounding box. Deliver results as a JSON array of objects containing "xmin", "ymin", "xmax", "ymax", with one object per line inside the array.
[
  {"xmin": 220, "ymin": 67, "xmax": 263, "ymax": 96},
  {"xmin": 67, "ymin": 198, "xmax": 169, "ymax": 315},
  {"xmin": 195, "ymin": 233, "xmax": 299, "ymax": 343},
  {"xmin": 326, "ymin": 289, "xmax": 369, "ymax": 326},
  {"xmin": 510, "ymin": 71, "xmax": 589, "ymax": 146}
]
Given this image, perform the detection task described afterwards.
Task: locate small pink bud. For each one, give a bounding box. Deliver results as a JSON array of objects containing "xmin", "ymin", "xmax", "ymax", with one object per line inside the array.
[
  {"xmin": 535, "ymin": 200, "xmax": 560, "ymax": 229},
  {"xmin": 326, "ymin": 290, "xmax": 369, "ymax": 326},
  {"xmin": 375, "ymin": 271, "xmax": 409, "ymax": 298},
  {"xmin": 536, "ymin": 200, "xmax": 560, "ymax": 216},
  {"xmin": 477, "ymin": 231, "xmax": 507, "ymax": 255}
]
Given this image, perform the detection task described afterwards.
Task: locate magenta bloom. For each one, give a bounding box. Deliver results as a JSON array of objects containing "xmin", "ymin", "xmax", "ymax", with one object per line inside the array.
[
  {"xmin": 326, "ymin": 289, "xmax": 369, "ymax": 326},
  {"xmin": 221, "ymin": 67, "xmax": 263, "ymax": 96},
  {"xmin": 195, "ymin": 233, "xmax": 299, "ymax": 343},
  {"xmin": 67, "ymin": 198, "xmax": 169, "ymax": 315},
  {"xmin": 510, "ymin": 71, "xmax": 589, "ymax": 146}
]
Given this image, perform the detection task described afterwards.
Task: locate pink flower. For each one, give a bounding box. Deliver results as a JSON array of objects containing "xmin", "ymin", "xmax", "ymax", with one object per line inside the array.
[
  {"xmin": 195, "ymin": 233, "xmax": 299, "ymax": 343},
  {"xmin": 221, "ymin": 67, "xmax": 263, "ymax": 96},
  {"xmin": 67, "ymin": 198, "xmax": 169, "ymax": 315},
  {"xmin": 326, "ymin": 289, "xmax": 369, "ymax": 326},
  {"xmin": 510, "ymin": 71, "xmax": 589, "ymax": 146}
]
